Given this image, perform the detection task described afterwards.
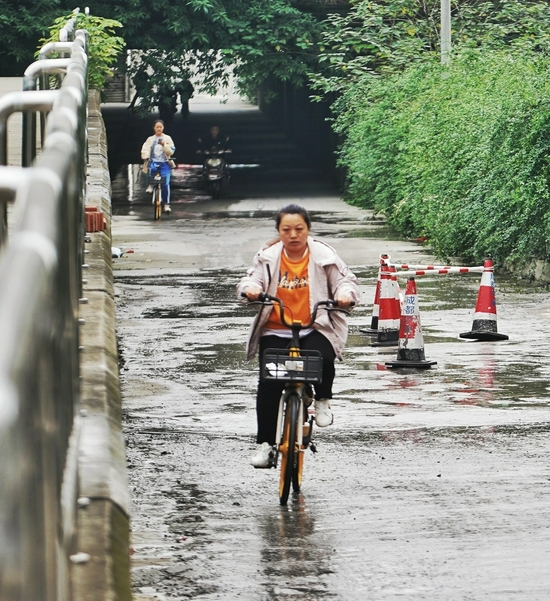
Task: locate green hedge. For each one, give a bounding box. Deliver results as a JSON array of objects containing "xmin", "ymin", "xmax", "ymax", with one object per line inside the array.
[{"xmin": 335, "ymin": 49, "xmax": 550, "ymax": 265}]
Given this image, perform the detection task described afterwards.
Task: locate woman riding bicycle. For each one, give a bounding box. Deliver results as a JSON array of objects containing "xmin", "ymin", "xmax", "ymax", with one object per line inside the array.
[
  {"xmin": 238, "ymin": 204, "xmax": 360, "ymax": 468},
  {"xmin": 141, "ymin": 119, "xmax": 175, "ymax": 213}
]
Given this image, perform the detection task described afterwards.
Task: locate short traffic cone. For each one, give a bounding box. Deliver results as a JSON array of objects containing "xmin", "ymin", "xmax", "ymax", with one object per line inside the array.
[
  {"xmin": 386, "ymin": 277, "xmax": 437, "ymax": 368},
  {"xmin": 361, "ymin": 277, "xmax": 381, "ymax": 335},
  {"xmin": 361, "ymin": 253, "xmax": 389, "ymax": 335},
  {"xmin": 459, "ymin": 257, "xmax": 509, "ymax": 341},
  {"xmin": 362, "ymin": 278, "xmax": 380, "ymax": 335},
  {"xmin": 372, "ymin": 264, "xmax": 400, "ymax": 347}
]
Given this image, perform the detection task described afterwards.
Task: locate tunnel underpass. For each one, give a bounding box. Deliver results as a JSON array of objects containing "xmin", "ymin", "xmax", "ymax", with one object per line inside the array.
[{"xmin": 101, "ymin": 88, "xmax": 339, "ymax": 197}]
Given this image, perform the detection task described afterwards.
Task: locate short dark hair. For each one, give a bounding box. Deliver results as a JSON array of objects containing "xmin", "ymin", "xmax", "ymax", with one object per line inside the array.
[
  {"xmin": 153, "ymin": 119, "xmax": 165, "ymax": 127},
  {"xmin": 275, "ymin": 204, "xmax": 311, "ymax": 229}
]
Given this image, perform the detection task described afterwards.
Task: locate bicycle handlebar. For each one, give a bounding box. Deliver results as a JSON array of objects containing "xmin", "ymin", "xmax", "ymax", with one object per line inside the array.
[{"xmin": 242, "ymin": 292, "xmax": 353, "ymax": 330}]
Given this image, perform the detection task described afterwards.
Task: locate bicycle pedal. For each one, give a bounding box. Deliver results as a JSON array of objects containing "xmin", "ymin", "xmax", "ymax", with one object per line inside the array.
[
  {"xmin": 302, "ymin": 384, "xmax": 314, "ymax": 406},
  {"xmin": 309, "ymin": 443, "xmax": 317, "ymax": 454}
]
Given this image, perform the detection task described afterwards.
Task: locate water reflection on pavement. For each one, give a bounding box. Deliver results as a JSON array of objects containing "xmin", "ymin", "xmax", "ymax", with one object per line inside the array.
[{"xmin": 114, "ymin": 169, "xmax": 550, "ymax": 600}]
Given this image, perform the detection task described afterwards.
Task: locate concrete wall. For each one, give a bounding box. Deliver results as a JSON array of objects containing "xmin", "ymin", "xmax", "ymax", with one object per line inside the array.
[
  {"xmin": 503, "ymin": 257, "xmax": 550, "ymax": 284},
  {"xmin": 72, "ymin": 89, "xmax": 132, "ymax": 601}
]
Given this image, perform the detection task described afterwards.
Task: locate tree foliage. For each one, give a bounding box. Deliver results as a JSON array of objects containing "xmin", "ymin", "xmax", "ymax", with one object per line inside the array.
[
  {"xmin": 43, "ymin": 1, "xmax": 319, "ymax": 111},
  {"xmin": 0, "ymin": 0, "xmax": 65, "ymax": 75},
  {"xmin": 317, "ymin": 0, "xmax": 550, "ymax": 268},
  {"xmin": 38, "ymin": 11, "xmax": 124, "ymax": 90},
  {"xmin": 1, "ymin": 0, "xmax": 322, "ymax": 107},
  {"xmin": 312, "ymin": 0, "xmax": 550, "ymax": 95}
]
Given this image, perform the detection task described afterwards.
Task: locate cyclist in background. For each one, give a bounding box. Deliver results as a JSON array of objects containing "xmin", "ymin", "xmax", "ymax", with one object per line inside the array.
[
  {"xmin": 237, "ymin": 204, "xmax": 360, "ymax": 467},
  {"xmin": 141, "ymin": 120, "xmax": 175, "ymax": 213}
]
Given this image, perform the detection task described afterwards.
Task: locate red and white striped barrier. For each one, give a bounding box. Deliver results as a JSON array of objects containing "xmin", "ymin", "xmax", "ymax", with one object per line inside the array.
[
  {"xmin": 363, "ymin": 254, "xmax": 508, "ymax": 346},
  {"xmin": 398, "ymin": 266, "xmax": 485, "ymax": 277},
  {"xmin": 391, "ymin": 263, "xmax": 454, "ymax": 270}
]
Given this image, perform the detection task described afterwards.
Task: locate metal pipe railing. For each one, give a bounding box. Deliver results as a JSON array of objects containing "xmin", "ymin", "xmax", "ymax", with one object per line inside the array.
[
  {"xmin": 0, "ymin": 168, "xmax": 30, "ymax": 242},
  {"xmin": 37, "ymin": 43, "xmax": 75, "ymax": 144},
  {"xmin": 0, "ymin": 22, "xmax": 88, "ymax": 601},
  {"xmin": 60, "ymin": 8, "xmax": 80, "ymax": 43},
  {"xmin": 0, "ymin": 89, "xmax": 60, "ymax": 170}
]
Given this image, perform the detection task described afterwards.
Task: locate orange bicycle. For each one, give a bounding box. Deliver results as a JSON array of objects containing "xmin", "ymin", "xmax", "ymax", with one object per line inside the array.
[
  {"xmin": 149, "ymin": 166, "xmax": 164, "ymax": 221},
  {"xmin": 254, "ymin": 294, "xmax": 351, "ymax": 505}
]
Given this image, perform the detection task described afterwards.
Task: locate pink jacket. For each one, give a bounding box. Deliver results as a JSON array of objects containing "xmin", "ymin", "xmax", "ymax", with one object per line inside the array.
[{"xmin": 237, "ymin": 237, "xmax": 360, "ymax": 360}]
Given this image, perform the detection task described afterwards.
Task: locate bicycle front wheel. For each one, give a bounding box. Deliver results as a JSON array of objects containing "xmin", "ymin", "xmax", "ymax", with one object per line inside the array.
[
  {"xmin": 292, "ymin": 442, "xmax": 304, "ymax": 493},
  {"xmin": 279, "ymin": 392, "xmax": 300, "ymax": 505},
  {"xmin": 292, "ymin": 404, "xmax": 309, "ymax": 492},
  {"xmin": 154, "ymin": 186, "xmax": 162, "ymax": 221}
]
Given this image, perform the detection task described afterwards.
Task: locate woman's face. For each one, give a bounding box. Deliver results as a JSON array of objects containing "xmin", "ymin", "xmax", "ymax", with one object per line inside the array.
[
  {"xmin": 278, "ymin": 213, "xmax": 309, "ymax": 257},
  {"xmin": 154, "ymin": 122, "xmax": 164, "ymax": 136}
]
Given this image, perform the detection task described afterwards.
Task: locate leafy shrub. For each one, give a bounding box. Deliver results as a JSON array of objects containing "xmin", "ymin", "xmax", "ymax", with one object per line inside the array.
[
  {"xmin": 38, "ymin": 12, "xmax": 124, "ymax": 91},
  {"xmin": 335, "ymin": 49, "xmax": 550, "ymax": 266}
]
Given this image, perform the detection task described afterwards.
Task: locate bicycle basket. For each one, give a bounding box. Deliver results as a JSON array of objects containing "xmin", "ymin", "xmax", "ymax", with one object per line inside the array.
[
  {"xmin": 261, "ymin": 349, "xmax": 323, "ymax": 383},
  {"xmin": 149, "ymin": 173, "xmax": 167, "ymax": 185}
]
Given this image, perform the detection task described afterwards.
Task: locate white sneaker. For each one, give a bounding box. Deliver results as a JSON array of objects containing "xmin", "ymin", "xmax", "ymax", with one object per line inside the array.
[
  {"xmin": 163, "ymin": 204, "xmax": 171, "ymax": 213},
  {"xmin": 315, "ymin": 399, "xmax": 333, "ymax": 427},
  {"xmin": 146, "ymin": 185, "xmax": 153, "ymax": 194},
  {"xmin": 251, "ymin": 442, "xmax": 274, "ymax": 468}
]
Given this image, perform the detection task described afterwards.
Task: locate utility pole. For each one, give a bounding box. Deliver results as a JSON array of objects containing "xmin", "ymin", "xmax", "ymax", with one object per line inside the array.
[{"xmin": 441, "ymin": 0, "xmax": 451, "ymax": 64}]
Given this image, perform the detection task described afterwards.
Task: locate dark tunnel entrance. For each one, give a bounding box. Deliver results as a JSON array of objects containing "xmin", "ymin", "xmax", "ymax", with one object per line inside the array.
[{"xmin": 100, "ymin": 85, "xmax": 340, "ymax": 192}]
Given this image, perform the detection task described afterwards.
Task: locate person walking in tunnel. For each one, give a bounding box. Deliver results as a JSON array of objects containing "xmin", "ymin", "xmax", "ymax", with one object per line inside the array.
[
  {"xmin": 141, "ymin": 120, "xmax": 175, "ymax": 213},
  {"xmin": 237, "ymin": 204, "xmax": 360, "ymax": 468}
]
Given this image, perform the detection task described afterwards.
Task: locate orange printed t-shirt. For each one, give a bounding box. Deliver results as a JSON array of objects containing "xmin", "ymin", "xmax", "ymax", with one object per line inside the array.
[{"xmin": 265, "ymin": 251, "xmax": 310, "ymax": 330}]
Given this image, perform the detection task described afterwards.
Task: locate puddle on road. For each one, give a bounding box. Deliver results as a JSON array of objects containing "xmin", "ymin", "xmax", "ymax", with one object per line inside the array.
[
  {"xmin": 323, "ymin": 421, "xmax": 550, "ymax": 445},
  {"xmin": 113, "ymin": 176, "xmax": 550, "ymax": 600},
  {"xmin": 116, "ymin": 265, "xmax": 550, "ymax": 413},
  {"xmin": 257, "ymin": 498, "xmax": 335, "ymax": 599},
  {"xmin": 142, "ymin": 306, "xmax": 239, "ymax": 319}
]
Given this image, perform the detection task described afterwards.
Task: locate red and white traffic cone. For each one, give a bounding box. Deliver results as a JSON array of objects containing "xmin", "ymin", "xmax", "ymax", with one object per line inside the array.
[
  {"xmin": 459, "ymin": 257, "xmax": 509, "ymax": 341},
  {"xmin": 361, "ymin": 253, "xmax": 389, "ymax": 335},
  {"xmin": 389, "ymin": 262, "xmax": 403, "ymax": 313},
  {"xmin": 360, "ymin": 277, "xmax": 380, "ymax": 335},
  {"xmin": 386, "ymin": 277, "xmax": 437, "ymax": 368},
  {"xmin": 372, "ymin": 264, "xmax": 401, "ymax": 347}
]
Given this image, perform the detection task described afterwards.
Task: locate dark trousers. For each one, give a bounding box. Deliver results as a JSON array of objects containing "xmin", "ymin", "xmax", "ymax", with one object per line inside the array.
[{"xmin": 256, "ymin": 330, "xmax": 336, "ymax": 445}]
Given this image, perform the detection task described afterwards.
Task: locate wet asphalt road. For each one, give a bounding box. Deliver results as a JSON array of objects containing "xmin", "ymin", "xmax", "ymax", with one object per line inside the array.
[{"xmin": 112, "ymin": 165, "xmax": 550, "ymax": 600}]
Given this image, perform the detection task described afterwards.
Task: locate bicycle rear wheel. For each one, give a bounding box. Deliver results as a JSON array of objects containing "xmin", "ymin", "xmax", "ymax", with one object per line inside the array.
[
  {"xmin": 279, "ymin": 392, "xmax": 300, "ymax": 505},
  {"xmin": 153, "ymin": 186, "xmax": 162, "ymax": 221}
]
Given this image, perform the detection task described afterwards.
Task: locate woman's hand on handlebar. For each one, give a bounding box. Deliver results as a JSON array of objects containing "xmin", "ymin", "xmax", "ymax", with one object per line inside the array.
[
  {"xmin": 243, "ymin": 285, "xmax": 263, "ymax": 302},
  {"xmin": 334, "ymin": 292, "xmax": 354, "ymax": 308}
]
